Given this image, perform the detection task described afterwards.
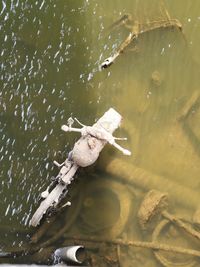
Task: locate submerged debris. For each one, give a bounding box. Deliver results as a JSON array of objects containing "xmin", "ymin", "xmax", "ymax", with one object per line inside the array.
[
  {"xmin": 101, "ymin": 13, "xmax": 182, "ymax": 69},
  {"xmin": 98, "ymin": 157, "xmax": 200, "ymax": 210},
  {"xmin": 78, "ymin": 177, "xmax": 133, "ymax": 239},
  {"xmin": 138, "ymin": 190, "xmax": 168, "ymax": 230},
  {"xmin": 151, "ymin": 70, "xmax": 163, "ymax": 87},
  {"xmin": 138, "ymin": 190, "xmax": 200, "ymax": 241},
  {"xmin": 30, "ymin": 108, "xmax": 131, "ymax": 227},
  {"xmin": 54, "ymin": 246, "xmax": 85, "ymax": 264},
  {"xmin": 63, "ymin": 234, "xmax": 200, "ymax": 259},
  {"xmin": 152, "ymin": 220, "xmax": 197, "ymax": 267}
]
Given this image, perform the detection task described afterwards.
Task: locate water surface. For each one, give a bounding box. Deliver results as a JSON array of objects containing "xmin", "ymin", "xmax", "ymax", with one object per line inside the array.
[{"xmin": 1, "ymin": 0, "xmax": 200, "ymax": 266}]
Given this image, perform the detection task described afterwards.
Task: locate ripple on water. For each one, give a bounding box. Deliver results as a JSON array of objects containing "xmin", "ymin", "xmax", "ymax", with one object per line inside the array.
[{"xmin": 1, "ymin": 0, "xmax": 96, "ymax": 237}]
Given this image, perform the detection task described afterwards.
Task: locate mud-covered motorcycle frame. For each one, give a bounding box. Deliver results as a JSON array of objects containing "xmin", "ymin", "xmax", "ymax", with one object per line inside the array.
[{"xmin": 30, "ymin": 108, "xmax": 131, "ymax": 227}]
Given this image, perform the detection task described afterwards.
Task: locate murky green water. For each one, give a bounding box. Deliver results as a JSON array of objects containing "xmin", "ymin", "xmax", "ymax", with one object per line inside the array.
[{"xmin": 1, "ymin": 0, "xmax": 200, "ymax": 266}]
